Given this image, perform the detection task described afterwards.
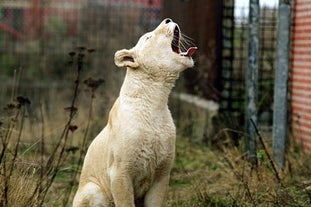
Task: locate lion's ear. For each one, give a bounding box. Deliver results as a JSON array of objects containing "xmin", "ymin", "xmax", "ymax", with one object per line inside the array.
[{"xmin": 114, "ymin": 49, "xmax": 139, "ymax": 69}]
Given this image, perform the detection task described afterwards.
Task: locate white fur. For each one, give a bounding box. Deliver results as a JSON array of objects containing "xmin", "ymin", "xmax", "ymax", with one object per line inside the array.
[{"xmin": 73, "ymin": 18, "xmax": 195, "ymax": 207}]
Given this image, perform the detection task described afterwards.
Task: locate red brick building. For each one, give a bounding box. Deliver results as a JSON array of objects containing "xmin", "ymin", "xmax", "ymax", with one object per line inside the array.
[{"xmin": 291, "ymin": 0, "xmax": 311, "ymax": 151}]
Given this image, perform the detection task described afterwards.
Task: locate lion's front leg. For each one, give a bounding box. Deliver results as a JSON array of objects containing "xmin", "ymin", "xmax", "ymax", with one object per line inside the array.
[
  {"xmin": 73, "ymin": 182, "xmax": 107, "ymax": 207},
  {"xmin": 144, "ymin": 174, "xmax": 170, "ymax": 207},
  {"xmin": 110, "ymin": 169, "xmax": 135, "ymax": 207}
]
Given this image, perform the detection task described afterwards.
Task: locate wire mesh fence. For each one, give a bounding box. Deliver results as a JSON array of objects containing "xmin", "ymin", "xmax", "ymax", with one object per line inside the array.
[
  {"xmin": 0, "ymin": 0, "xmax": 162, "ymax": 106},
  {"xmin": 0, "ymin": 0, "xmax": 161, "ymax": 74},
  {"xmin": 0, "ymin": 0, "xmax": 279, "ymax": 129},
  {"xmin": 220, "ymin": 4, "xmax": 278, "ymax": 129}
]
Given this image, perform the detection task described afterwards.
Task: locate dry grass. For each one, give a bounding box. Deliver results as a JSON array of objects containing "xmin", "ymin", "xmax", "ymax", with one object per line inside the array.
[
  {"xmin": 0, "ymin": 47, "xmax": 108, "ymax": 207},
  {"xmin": 167, "ymin": 138, "xmax": 311, "ymax": 207},
  {"xmin": 1, "ymin": 99, "xmax": 310, "ymax": 206}
]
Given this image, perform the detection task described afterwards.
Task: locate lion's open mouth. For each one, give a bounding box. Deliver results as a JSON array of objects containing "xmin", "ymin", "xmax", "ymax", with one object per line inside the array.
[
  {"xmin": 171, "ymin": 26, "xmax": 197, "ymax": 57},
  {"xmin": 172, "ymin": 26, "xmax": 180, "ymax": 54}
]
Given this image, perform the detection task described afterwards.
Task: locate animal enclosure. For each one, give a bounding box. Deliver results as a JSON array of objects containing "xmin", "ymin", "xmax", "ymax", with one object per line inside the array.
[{"xmin": 0, "ymin": 1, "xmax": 310, "ymax": 206}]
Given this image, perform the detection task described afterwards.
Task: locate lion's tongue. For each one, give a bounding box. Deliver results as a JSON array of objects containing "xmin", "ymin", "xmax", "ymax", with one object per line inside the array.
[{"xmin": 180, "ymin": 47, "xmax": 198, "ymax": 57}]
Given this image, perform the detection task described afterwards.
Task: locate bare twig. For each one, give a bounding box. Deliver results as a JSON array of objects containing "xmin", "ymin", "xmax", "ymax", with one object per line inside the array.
[
  {"xmin": 224, "ymin": 155, "xmax": 256, "ymax": 205},
  {"xmin": 250, "ymin": 118, "xmax": 282, "ymax": 184}
]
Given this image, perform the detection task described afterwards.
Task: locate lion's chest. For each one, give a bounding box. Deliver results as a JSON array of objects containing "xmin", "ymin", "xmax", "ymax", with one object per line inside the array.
[
  {"xmin": 122, "ymin": 117, "xmax": 175, "ymax": 197},
  {"xmin": 130, "ymin": 131, "xmax": 174, "ymax": 198},
  {"xmin": 111, "ymin": 96, "xmax": 176, "ymax": 197}
]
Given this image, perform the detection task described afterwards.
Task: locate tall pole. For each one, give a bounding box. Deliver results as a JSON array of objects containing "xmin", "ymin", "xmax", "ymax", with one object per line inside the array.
[
  {"xmin": 272, "ymin": 1, "xmax": 291, "ymax": 169},
  {"xmin": 246, "ymin": 0, "xmax": 259, "ymax": 165}
]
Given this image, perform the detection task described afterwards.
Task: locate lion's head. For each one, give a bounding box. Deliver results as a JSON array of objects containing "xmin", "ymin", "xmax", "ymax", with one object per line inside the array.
[{"xmin": 114, "ymin": 18, "xmax": 197, "ymax": 77}]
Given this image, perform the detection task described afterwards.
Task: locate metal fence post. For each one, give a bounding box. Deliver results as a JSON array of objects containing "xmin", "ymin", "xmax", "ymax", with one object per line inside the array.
[
  {"xmin": 246, "ymin": 0, "xmax": 259, "ymax": 165},
  {"xmin": 272, "ymin": 1, "xmax": 291, "ymax": 169}
]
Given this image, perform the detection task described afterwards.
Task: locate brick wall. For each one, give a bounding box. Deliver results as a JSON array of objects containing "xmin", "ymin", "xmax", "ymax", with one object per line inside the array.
[{"xmin": 291, "ymin": 0, "xmax": 311, "ymax": 151}]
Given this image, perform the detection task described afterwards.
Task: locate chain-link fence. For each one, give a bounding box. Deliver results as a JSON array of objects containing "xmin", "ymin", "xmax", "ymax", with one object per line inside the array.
[
  {"xmin": 0, "ymin": 0, "xmax": 162, "ymax": 106},
  {"xmin": 220, "ymin": 4, "xmax": 277, "ymax": 130},
  {"xmin": 0, "ymin": 0, "xmax": 279, "ymax": 135}
]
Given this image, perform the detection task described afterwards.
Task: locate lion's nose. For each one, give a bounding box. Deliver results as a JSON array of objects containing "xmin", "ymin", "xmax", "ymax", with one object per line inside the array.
[{"xmin": 164, "ymin": 18, "xmax": 172, "ymax": 24}]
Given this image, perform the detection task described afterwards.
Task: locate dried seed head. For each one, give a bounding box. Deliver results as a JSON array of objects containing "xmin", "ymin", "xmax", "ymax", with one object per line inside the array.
[
  {"xmin": 5, "ymin": 103, "xmax": 18, "ymax": 110},
  {"xmin": 64, "ymin": 106, "xmax": 78, "ymax": 113},
  {"xmin": 65, "ymin": 146, "xmax": 79, "ymax": 153},
  {"xmin": 77, "ymin": 46, "xmax": 86, "ymax": 51},
  {"xmin": 83, "ymin": 77, "xmax": 105, "ymax": 90},
  {"xmin": 78, "ymin": 53, "xmax": 85, "ymax": 59},
  {"xmin": 68, "ymin": 125, "xmax": 78, "ymax": 132},
  {"xmin": 87, "ymin": 48, "xmax": 96, "ymax": 53},
  {"xmin": 68, "ymin": 51, "xmax": 76, "ymax": 57},
  {"xmin": 16, "ymin": 96, "xmax": 31, "ymax": 105}
]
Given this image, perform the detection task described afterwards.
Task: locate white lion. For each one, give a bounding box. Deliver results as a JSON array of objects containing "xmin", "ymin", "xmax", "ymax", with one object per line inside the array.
[{"xmin": 73, "ymin": 18, "xmax": 197, "ymax": 207}]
